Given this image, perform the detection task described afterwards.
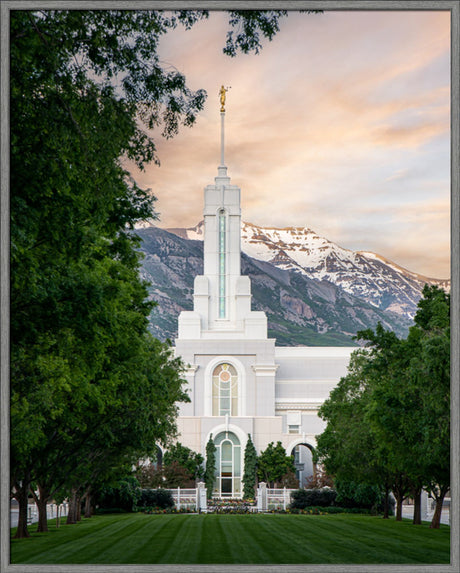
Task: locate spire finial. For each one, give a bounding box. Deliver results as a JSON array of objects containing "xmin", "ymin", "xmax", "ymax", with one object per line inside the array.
[
  {"xmin": 219, "ymin": 85, "xmax": 228, "ymax": 112},
  {"xmin": 219, "ymin": 86, "xmax": 230, "ymax": 171}
]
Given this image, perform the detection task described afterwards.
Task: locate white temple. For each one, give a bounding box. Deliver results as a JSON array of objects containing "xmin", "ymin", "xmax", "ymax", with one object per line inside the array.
[{"xmin": 173, "ymin": 88, "xmax": 355, "ymax": 497}]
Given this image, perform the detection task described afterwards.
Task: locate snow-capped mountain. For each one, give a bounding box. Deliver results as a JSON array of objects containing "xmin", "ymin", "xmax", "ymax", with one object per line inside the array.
[
  {"xmin": 167, "ymin": 221, "xmax": 449, "ymax": 320},
  {"xmin": 135, "ymin": 226, "xmax": 414, "ymax": 346}
]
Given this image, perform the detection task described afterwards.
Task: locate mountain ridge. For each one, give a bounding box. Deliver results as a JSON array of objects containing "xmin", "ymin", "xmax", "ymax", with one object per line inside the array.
[
  {"xmin": 135, "ymin": 225, "xmax": 419, "ymax": 346},
  {"xmin": 164, "ymin": 220, "xmax": 449, "ymax": 320}
]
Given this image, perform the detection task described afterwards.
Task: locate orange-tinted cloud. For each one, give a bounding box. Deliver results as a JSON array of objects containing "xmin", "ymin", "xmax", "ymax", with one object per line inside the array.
[{"xmin": 127, "ymin": 10, "xmax": 451, "ymax": 278}]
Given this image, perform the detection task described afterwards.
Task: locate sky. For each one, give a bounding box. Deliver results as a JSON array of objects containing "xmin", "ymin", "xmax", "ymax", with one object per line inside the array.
[{"xmin": 126, "ymin": 10, "xmax": 451, "ymax": 280}]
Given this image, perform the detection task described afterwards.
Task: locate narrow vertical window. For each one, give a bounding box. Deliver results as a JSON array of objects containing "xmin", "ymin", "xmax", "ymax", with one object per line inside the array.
[
  {"xmin": 218, "ymin": 210, "xmax": 226, "ymax": 318},
  {"xmin": 214, "ymin": 431, "xmax": 241, "ymax": 497},
  {"xmin": 212, "ymin": 363, "xmax": 238, "ymax": 416}
]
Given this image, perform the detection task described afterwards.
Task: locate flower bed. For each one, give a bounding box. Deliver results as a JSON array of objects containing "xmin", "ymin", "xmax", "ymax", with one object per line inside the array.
[
  {"xmin": 206, "ymin": 499, "xmax": 256, "ymax": 514},
  {"xmin": 144, "ymin": 506, "xmax": 196, "ymax": 514}
]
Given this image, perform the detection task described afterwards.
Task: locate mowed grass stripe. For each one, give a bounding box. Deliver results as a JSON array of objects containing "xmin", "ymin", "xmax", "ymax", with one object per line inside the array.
[
  {"xmin": 299, "ymin": 514, "xmax": 448, "ymax": 565},
  {"xmin": 11, "ymin": 513, "xmax": 450, "ymax": 565},
  {"xmin": 92, "ymin": 514, "xmax": 176, "ymax": 563},
  {"xmin": 302, "ymin": 515, "xmax": 448, "ymax": 564},
  {"xmin": 150, "ymin": 514, "xmax": 205, "ymax": 564}
]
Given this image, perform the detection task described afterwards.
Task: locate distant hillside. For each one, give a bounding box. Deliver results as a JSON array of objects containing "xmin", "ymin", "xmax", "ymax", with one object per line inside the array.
[
  {"xmin": 179, "ymin": 221, "xmax": 450, "ymax": 320},
  {"xmin": 136, "ymin": 226, "xmax": 417, "ymax": 346}
]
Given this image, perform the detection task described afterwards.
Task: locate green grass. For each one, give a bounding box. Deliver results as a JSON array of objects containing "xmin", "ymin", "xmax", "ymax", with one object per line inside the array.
[{"xmin": 11, "ymin": 513, "xmax": 450, "ymax": 565}]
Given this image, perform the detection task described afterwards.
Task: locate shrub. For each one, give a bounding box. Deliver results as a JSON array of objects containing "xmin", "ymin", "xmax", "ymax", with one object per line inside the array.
[
  {"xmin": 334, "ymin": 479, "xmax": 384, "ymax": 511},
  {"xmin": 138, "ymin": 488, "xmax": 174, "ymax": 510},
  {"xmin": 290, "ymin": 488, "xmax": 337, "ymax": 509},
  {"xmin": 96, "ymin": 477, "xmax": 140, "ymax": 512}
]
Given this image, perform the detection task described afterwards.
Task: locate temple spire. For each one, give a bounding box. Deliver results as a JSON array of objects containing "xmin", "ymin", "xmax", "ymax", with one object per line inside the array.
[{"xmin": 218, "ymin": 85, "xmax": 230, "ymax": 175}]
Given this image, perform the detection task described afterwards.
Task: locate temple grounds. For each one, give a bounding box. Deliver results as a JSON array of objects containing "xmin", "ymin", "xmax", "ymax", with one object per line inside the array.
[{"xmin": 11, "ymin": 513, "xmax": 450, "ymax": 565}]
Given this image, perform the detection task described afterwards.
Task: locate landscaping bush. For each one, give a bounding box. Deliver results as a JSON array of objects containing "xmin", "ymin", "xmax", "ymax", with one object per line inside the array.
[
  {"xmin": 138, "ymin": 488, "xmax": 174, "ymax": 510},
  {"xmin": 334, "ymin": 479, "xmax": 385, "ymax": 512},
  {"xmin": 290, "ymin": 488, "xmax": 337, "ymax": 509},
  {"xmin": 96, "ymin": 477, "xmax": 140, "ymax": 512}
]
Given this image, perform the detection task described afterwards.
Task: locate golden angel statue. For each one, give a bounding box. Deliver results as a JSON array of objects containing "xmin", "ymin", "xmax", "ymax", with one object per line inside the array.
[{"xmin": 219, "ymin": 85, "xmax": 227, "ymax": 112}]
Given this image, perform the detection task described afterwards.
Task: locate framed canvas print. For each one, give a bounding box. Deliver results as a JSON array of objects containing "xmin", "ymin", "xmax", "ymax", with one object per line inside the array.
[{"xmin": 2, "ymin": 2, "xmax": 458, "ymax": 572}]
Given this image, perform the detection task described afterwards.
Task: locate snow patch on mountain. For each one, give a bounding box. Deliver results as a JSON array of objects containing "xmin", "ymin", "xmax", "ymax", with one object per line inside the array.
[{"xmin": 163, "ymin": 220, "xmax": 449, "ymax": 320}]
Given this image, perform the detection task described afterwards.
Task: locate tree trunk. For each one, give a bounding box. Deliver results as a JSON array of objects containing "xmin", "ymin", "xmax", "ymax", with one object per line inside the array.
[
  {"xmin": 430, "ymin": 486, "xmax": 449, "ymax": 529},
  {"xmin": 84, "ymin": 489, "xmax": 92, "ymax": 518},
  {"xmin": 76, "ymin": 493, "xmax": 82, "ymax": 521},
  {"xmin": 394, "ymin": 491, "xmax": 404, "ymax": 521},
  {"xmin": 66, "ymin": 488, "xmax": 78, "ymax": 524},
  {"xmin": 13, "ymin": 479, "xmax": 31, "ymax": 539},
  {"xmin": 32, "ymin": 484, "xmax": 50, "ymax": 533},
  {"xmin": 382, "ymin": 485, "xmax": 390, "ymax": 519},
  {"xmin": 430, "ymin": 496, "xmax": 444, "ymax": 529},
  {"xmin": 412, "ymin": 488, "xmax": 422, "ymax": 525}
]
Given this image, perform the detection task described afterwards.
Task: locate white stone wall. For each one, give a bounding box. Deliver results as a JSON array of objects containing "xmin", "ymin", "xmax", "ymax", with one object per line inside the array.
[{"xmin": 172, "ymin": 149, "xmax": 356, "ymax": 489}]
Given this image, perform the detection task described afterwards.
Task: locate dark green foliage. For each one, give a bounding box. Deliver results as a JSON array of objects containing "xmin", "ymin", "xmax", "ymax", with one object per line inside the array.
[
  {"xmin": 242, "ymin": 434, "xmax": 258, "ymax": 499},
  {"xmin": 290, "ymin": 488, "xmax": 337, "ymax": 509},
  {"xmin": 10, "ymin": 9, "xmax": 197, "ymax": 537},
  {"xmin": 95, "ymin": 477, "xmax": 140, "ymax": 513},
  {"xmin": 257, "ymin": 442, "xmax": 296, "ymax": 487},
  {"xmin": 223, "ymin": 11, "xmax": 288, "ymax": 57},
  {"xmin": 334, "ymin": 480, "xmax": 384, "ymax": 511},
  {"xmin": 163, "ymin": 443, "xmax": 204, "ymax": 481},
  {"xmin": 316, "ymin": 285, "xmax": 450, "ymax": 527},
  {"xmin": 204, "ymin": 435, "xmax": 216, "ymax": 499},
  {"xmin": 138, "ymin": 489, "xmax": 174, "ymax": 510}
]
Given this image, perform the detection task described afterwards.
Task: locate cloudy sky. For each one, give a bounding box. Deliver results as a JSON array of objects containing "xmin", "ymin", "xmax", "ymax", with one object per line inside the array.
[{"xmin": 126, "ymin": 9, "xmax": 451, "ymax": 280}]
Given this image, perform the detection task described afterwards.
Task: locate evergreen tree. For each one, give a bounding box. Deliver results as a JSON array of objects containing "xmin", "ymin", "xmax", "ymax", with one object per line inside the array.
[
  {"xmin": 204, "ymin": 435, "xmax": 216, "ymax": 499},
  {"xmin": 257, "ymin": 442, "xmax": 296, "ymax": 487},
  {"xmin": 242, "ymin": 434, "xmax": 257, "ymax": 499}
]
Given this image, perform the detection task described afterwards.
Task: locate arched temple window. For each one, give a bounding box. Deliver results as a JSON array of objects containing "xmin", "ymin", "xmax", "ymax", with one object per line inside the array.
[
  {"xmin": 214, "ymin": 431, "xmax": 242, "ymax": 497},
  {"xmin": 212, "ymin": 363, "xmax": 238, "ymax": 416}
]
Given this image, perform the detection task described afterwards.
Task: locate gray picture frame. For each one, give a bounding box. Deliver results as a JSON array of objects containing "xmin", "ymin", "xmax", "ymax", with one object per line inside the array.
[{"xmin": 1, "ymin": 1, "xmax": 458, "ymax": 572}]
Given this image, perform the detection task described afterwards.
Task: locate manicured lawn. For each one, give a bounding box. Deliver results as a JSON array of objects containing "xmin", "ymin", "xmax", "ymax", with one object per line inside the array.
[{"xmin": 11, "ymin": 513, "xmax": 450, "ymax": 565}]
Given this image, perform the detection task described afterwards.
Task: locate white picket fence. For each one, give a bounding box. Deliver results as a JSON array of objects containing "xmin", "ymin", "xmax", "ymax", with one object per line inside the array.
[
  {"xmin": 266, "ymin": 488, "xmax": 295, "ymax": 511},
  {"xmin": 163, "ymin": 483, "xmax": 294, "ymax": 513},
  {"xmin": 10, "ymin": 502, "xmax": 69, "ymax": 528},
  {"xmin": 165, "ymin": 488, "xmax": 198, "ymax": 511}
]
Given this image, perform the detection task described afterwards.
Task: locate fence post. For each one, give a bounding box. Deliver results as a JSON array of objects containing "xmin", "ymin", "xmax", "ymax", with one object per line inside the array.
[
  {"xmin": 284, "ymin": 487, "xmax": 287, "ymax": 511},
  {"xmin": 257, "ymin": 482, "xmax": 267, "ymax": 513},
  {"xmin": 177, "ymin": 487, "xmax": 181, "ymax": 511},
  {"xmin": 197, "ymin": 482, "xmax": 207, "ymax": 513}
]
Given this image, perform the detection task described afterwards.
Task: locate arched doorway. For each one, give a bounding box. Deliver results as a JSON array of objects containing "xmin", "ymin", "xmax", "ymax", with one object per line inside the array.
[
  {"xmin": 214, "ymin": 431, "xmax": 242, "ymax": 498},
  {"xmin": 291, "ymin": 444, "xmax": 315, "ymax": 488}
]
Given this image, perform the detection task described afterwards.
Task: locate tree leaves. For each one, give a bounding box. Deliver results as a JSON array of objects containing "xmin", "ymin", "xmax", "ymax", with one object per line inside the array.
[{"xmin": 316, "ymin": 285, "xmax": 450, "ymax": 525}]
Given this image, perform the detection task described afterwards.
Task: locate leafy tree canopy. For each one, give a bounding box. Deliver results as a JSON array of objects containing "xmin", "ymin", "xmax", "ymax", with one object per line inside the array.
[{"xmin": 257, "ymin": 441, "xmax": 295, "ymax": 487}]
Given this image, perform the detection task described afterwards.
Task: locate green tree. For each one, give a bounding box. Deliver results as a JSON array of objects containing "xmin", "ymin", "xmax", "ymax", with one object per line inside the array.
[
  {"xmin": 406, "ymin": 285, "xmax": 450, "ymax": 528},
  {"xmin": 163, "ymin": 443, "xmax": 204, "ymax": 482},
  {"xmin": 257, "ymin": 442, "xmax": 295, "ymax": 488},
  {"xmin": 10, "ymin": 8, "xmax": 310, "ymax": 537},
  {"xmin": 317, "ymin": 286, "xmax": 450, "ymax": 527},
  {"xmin": 317, "ymin": 340, "xmax": 409, "ymax": 520},
  {"xmin": 204, "ymin": 435, "xmax": 216, "ymax": 499},
  {"xmin": 242, "ymin": 434, "xmax": 258, "ymax": 500}
]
